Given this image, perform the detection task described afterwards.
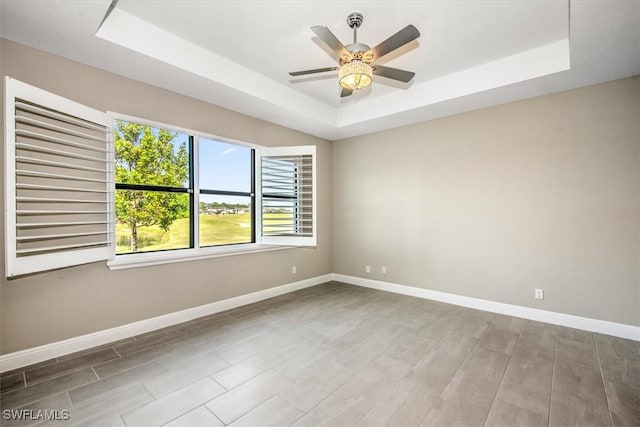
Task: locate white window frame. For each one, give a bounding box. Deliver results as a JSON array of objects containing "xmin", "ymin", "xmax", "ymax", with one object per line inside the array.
[{"xmin": 105, "ymin": 114, "xmax": 316, "ymax": 270}]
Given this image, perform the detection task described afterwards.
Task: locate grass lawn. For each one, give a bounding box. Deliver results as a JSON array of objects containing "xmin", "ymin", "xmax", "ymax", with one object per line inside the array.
[{"xmin": 116, "ymin": 213, "xmax": 252, "ymax": 254}]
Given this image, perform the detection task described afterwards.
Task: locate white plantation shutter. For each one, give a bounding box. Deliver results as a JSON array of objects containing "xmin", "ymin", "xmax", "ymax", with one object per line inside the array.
[
  {"xmin": 258, "ymin": 145, "xmax": 316, "ymax": 246},
  {"xmin": 4, "ymin": 77, "xmax": 112, "ymax": 277}
]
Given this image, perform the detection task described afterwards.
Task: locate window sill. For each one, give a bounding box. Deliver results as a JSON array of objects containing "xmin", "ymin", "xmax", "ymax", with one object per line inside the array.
[{"xmin": 106, "ymin": 244, "xmax": 294, "ymax": 270}]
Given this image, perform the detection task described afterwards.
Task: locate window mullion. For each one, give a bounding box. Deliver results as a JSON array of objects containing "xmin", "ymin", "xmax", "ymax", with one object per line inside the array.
[
  {"xmin": 192, "ymin": 135, "xmax": 200, "ymax": 250},
  {"xmin": 251, "ymin": 148, "xmax": 256, "ymax": 244},
  {"xmin": 114, "ymin": 183, "xmax": 189, "ymax": 193}
]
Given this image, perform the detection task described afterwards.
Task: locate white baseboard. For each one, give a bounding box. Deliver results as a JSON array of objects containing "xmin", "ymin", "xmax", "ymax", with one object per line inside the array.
[
  {"xmin": 3, "ymin": 272, "xmax": 638, "ymax": 372},
  {"xmin": 0, "ymin": 274, "xmax": 332, "ymax": 373},
  {"xmin": 333, "ymin": 274, "xmax": 640, "ymax": 342}
]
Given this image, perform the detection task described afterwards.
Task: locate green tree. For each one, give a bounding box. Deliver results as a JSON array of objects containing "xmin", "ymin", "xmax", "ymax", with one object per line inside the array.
[{"xmin": 114, "ymin": 121, "xmax": 189, "ymax": 252}]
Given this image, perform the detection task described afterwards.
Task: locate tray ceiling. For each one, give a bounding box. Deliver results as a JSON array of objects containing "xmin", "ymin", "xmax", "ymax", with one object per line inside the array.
[{"xmin": 1, "ymin": 1, "xmax": 638, "ymax": 140}]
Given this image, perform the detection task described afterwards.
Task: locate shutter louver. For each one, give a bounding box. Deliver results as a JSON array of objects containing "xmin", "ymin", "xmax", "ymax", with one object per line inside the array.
[
  {"xmin": 259, "ymin": 146, "xmax": 316, "ymax": 246},
  {"xmin": 5, "ymin": 77, "xmax": 112, "ymax": 277}
]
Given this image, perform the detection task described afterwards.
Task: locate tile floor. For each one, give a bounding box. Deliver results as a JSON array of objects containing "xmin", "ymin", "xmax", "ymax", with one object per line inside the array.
[{"xmin": 0, "ymin": 282, "xmax": 638, "ymax": 426}]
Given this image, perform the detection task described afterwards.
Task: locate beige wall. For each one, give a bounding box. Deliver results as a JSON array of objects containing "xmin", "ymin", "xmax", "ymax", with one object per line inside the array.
[
  {"xmin": 0, "ymin": 40, "xmax": 332, "ymax": 353},
  {"xmin": 2, "ymin": 39, "xmax": 638, "ymax": 355},
  {"xmin": 333, "ymin": 77, "xmax": 640, "ymax": 327}
]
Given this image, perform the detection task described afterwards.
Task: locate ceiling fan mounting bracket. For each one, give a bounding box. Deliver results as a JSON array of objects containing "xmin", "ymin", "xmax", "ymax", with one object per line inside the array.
[{"xmin": 346, "ymin": 12, "xmax": 364, "ymax": 29}]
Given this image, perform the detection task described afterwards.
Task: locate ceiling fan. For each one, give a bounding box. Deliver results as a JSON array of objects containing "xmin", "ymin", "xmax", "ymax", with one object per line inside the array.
[{"xmin": 289, "ymin": 12, "xmax": 420, "ymax": 98}]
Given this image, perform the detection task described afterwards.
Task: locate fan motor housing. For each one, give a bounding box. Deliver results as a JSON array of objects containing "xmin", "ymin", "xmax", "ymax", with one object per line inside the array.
[{"xmin": 346, "ymin": 42, "xmax": 370, "ymax": 53}]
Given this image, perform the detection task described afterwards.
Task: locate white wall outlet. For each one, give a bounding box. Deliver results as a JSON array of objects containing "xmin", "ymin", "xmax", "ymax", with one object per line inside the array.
[
  {"xmin": 292, "ymin": 266, "xmax": 297, "ymax": 274},
  {"xmin": 365, "ymin": 265, "xmax": 371, "ymax": 273},
  {"xmin": 381, "ymin": 266, "xmax": 387, "ymax": 274},
  {"xmin": 535, "ymin": 288, "xmax": 544, "ymax": 299}
]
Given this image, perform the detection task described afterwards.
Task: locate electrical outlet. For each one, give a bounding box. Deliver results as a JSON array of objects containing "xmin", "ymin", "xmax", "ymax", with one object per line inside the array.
[
  {"xmin": 365, "ymin": 265, "xmax": 371, "ymax": 273},
  {"xmin": 381, "ymin": 266, "xmax": 387, "ymax": 274},
  {"xmin": 535, "ymin": 288, "xmax": 544, "ymax": 300},
  {"xmin": 292, "ymin": 266, "xmax": 297, "ymax": 274}
]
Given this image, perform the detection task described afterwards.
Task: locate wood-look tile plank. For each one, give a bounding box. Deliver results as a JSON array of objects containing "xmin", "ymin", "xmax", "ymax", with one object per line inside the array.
[
  {"xmin": 489, "ymin": 314, "xmax": 529, "ymax": 334},
  {"xmin": 354, "ymin": 381, "xmax": 411, "ymax": 427},
  {"xmin": 449, "ymin": 316, "xmax": 493, "ymax": 338},
  {"xmin": 214, "ymin": 325, "xmax": 282, "ymax": 364},
  {"xmin": 550, "ymin": 344, "xmax": 611, "ymax": 426},
  {"xmin": 55, "ymin": 339, "xmax": 133, "ymax": 362},
  {"xmin": 211, "ymin": 350, "xmax": 283, "ymax": 390},
  {"xmin": 595, "ymin": 334, "xmax": 640, "ymax": 426},
  {"xmin": 434, "ymin": 332, "xmax": 479, "ymax": 360},
  {"xmin": 549, "ymin": 332, "xmax": 611, "ymax": 425},
  {"xmin": 421, "ymin": 407, "xmax": 468, "ymax": 427},
  {"xmin": 358, "ymin": 313, "xmax": 405, "ymax": 338},
  {"xmin": 92, "ymin": 342, "xmax": 174, "ymax": 379},
  {"xmin": 388, "ymin": 338, "xmax": 438, "ymax": 366},
  {"xmin": 68, "ymin": 361, "xmax": 166, "ymax": 405},
  {"xmin": 229, "ymin": 395, "xmax": 303, "ymax": 427},
  {"xmin": 458, "ymin": 347, "xmax": 510, "ymax": 386},
  {"xmin": 555, "ymin": 334, "xmax": 600, "ymax": 368},
  {"xmin": 331, "ymin": 339, "xmax": 386, "ymax": 372},
  {"xmin": 278, "ymin": 362, "xmax": 354, "ymax": 412},
  {"xmin": 121, "ymin": 377, "xmax": 225, "ymax": 426},
  {"xmin": 519, "ymin": 320, "xmax": 556, "ymax": 340},
  {"xmin": 1, "ymin": 371, "xmax": 25, "ymax": 395},
  {"xmin": 549, "ymin": 375, "xmax": 612, "ymax": 427},
  {"xmin": 41, "ymin": 384, "xmax": 153, "ymax": 427},
  {"xmin": 601, "ymin": 375, "xmax": 640, "ymax": 427},
  {"xmin": 509, "ymin": 336, "xmax": 555, "ymax": 374},
  {"xmin": 275, "ymin": 343, "xmax": 342, "ymax": 382},
  {"xmin": 409, "ymin": 350, "xmax": 465, "ymax": 393},
  {"xmin": 274, "ymin": 329, "xmax": 330, "ymax": 360},
  {"xmin": 114, "ymin": 329, "xmax": 184, "ymax": 358},
  {"xmin": 495, "ymin": 365, "xmax": 552, "ymax": 418},
  {"xmin": 142, "ymin": 350, "xmax": 228, "ymax": 398},
  {"xmin": 485, "ymin": 398, "xmax": 548, "ymax": 427},
  {"xmin": 1, "ymin": 392, "xmax": 71, "ymax": 427},
  {"xmin": 477, "ymin": 327, "xmax": 519, "ymax": 355},
  {"xmin": 382, "ymin": 327, "xmax": 429, "ymax": 357},
  {"xmin": 426, "ymin": 372, "xmax": 499, "ymax": 426},
  {"xmin": 164, "ymin": 406, "xmax": 224, "ymax": 427},
  {"xmin": 25, "ymin": 348, "xmax": 119, "ymax": 385},
  {"xmin": 291, "ymin": 356, "xmax": 411, "ymax": 427},
  {"xmin": 206, "ymin": 369, "xmax": 293, "ymax": 424},
  {"xmin": 188, "ymin": 312, "xmax": 235, "ymax": 329},
  {"xmin": 325, "ymin": 326, "xmax": 374, "ymax": 352},
  {"xmin": 556, "ymin": 325, "xmax": 593, "ymax": 342},
  {"xmin": 0, "ymin": 368, "xmax": 97, "ymax": 410},
  {"xmin": 357, "ymin": 376, "xmax": 440, "ymax": 427}
]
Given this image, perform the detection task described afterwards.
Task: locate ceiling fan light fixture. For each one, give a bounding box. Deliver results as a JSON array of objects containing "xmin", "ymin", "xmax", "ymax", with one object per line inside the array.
[
  {"xmin": 290, "ymin": 13, "xmax": 420, "ymax": 97},
  {"xmin": 338, "ymin": 61, "xmax": 373, "ymax": 90}
]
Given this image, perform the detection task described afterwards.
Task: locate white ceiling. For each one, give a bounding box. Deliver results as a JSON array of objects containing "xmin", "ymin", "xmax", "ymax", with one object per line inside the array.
[{"xmin": 1, "ymin": 1, "xmax": 638, "ymax": 140}]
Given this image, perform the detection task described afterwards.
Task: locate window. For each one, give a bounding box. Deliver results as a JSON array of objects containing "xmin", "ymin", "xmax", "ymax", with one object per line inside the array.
[
  {"xmin": 113, "ymin": 120, "xmax": 256, "ymax": 254},
  {"xmin": 198, "ymin": 138, "xmax": 254, "ymax": 248},
  {"xmin": 4, "ymin": 78, "xmax": 316, "ymax": 276},
  {"xmin": 114, "ymin": 122, "xmax": 191, "ymax": 254}
]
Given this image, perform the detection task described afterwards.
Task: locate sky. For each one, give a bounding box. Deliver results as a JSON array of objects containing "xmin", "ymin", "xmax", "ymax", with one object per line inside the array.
[
  {"xmin": 198, "ymin": 137, "xmax": 251, "ymax": 193},
  {"xmin": 174, "ymin": 132, "xmax": 252, "ymax": 206}
]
